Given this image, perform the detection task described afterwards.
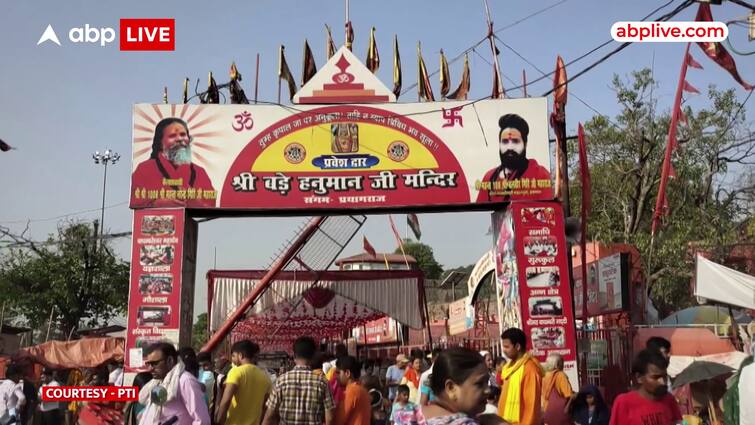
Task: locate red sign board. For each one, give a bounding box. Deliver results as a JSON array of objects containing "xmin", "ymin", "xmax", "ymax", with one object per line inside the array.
[
  {"xmin": 353, "ymin": 316, "xmax": 398, "ymax": 345},
  {"xmin": 511, "ymin": 202, "xmax": 578, "ymax": 386},
  {"xmin": 125, "ymin": 209, "xmax": 187, "ymax": 371}
]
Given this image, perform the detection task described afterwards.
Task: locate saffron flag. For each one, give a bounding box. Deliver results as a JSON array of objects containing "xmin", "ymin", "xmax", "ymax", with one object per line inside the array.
[
  {"xmin": 0, "ymin": 139, "xmax": 12, "ymax": 152},
  {"xmin": 366, "ymin": 27, "xmax": 380, "ymax": 73},
  {"xmin": 407, "ymin": 214, "xmax": 421, "ymax": 240},
  {"xmin": 278, "ymin": 45, "xmax": 297, "ymax": 101},
  {"xmin": 302, "ymin": 40, "xmax": 317, "ymax": 87},
  {"xmin": 345, "ymin": 21, "xmax": 354, "ymax": 51},
  {"xmin": 182, "ymin": 78, "xmax": 189, "ymax": 104},
  {"xmin": 439, "ymin": 49, "xmax": 450, "ymax": 98},
  {"xmin": 325, "ymin": 24, "xmax": 336, "ymax": 60},
  {"xmin": 204, "ymin": 72, "xmax": 220, "ymax": 104},
  {"xmin": 363, "ymin": 236, "xmax": 376, "ymax": 257},
  {"xmin": 447, "ymin": 54, "xmax": 470, "ymax": 101},
  {"xmin": 229, "ymin": 62, "xmax": 250, "ymax": 104},
  {"xmin": 695, "ymin": 3, "xmax": 752, "ymax": 91},
  {"xmin": 392, "ymin": 35, "xmax": 402, "ymax": 98},
  {"xmin": 417, "ymin": 43, "xmax": 435, "ymax": 102},
  {"xmin": 553, "ymin": 56, "xmax": 568, "ymax": 112}
]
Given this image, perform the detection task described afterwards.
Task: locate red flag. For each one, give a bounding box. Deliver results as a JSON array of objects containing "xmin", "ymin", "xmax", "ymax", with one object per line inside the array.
[
  {"xmin": 682, "ymin": 80, "xmax": 700, "ymax": 94},
  {"xmin": 0, "ymin": 139, "xmax": 12, "ymax": 152},
  {"xmin": 652, "ymin": 44, "xmax": 692, "ymax": 235},
  {"xmin": 301, "ymin": 40, "xmax": 317, "ymax": 87},
  {"xmin": 577, "ymin": 123, "xmax": 590, "ymax": 319},
  {"xmin": 686, "ymin": 53, "xmax": 703, "ymax": 70},
  {"xmin": 388, "ymin": 215, "xmax": 410, "ymax": 267},
  {"xmin": 695, "ymin": 3, "xmax": 753, "ymax": 91},
  {"xmin": 578, "ymin": 123, "xmax": 591, "ymax": 219},
  {"xmin": 363, "ymin": 236, "xmax": 376, "ymax": 257}
]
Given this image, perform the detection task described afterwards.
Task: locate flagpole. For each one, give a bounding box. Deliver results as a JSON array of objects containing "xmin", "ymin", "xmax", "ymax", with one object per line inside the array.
[
  {"xmin": 483, "ymin": 0, "xmax": 504, "ymax": 98},
  {"xmin": 277, "ymin": 46, "xmax": 282, "ymax": 104},
  {"xmin": 417, "ymin": 42, "xmax": 421, "ymax": 102},
  {"xmin": 254, "ymin": 53, "xmax": 260, "ymax": 104},
  {"xmin": 647, "ymin": 42, "xmax": 691, "ymax": 324}
]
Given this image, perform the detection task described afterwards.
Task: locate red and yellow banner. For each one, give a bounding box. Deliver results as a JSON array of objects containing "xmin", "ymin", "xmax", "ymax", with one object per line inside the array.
[{"xmin": 130, "ymin": 98, "xmax": 552, "ymax": 211}]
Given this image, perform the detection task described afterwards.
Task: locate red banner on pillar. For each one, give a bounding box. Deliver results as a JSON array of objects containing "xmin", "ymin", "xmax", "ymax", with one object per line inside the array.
[
  {"xmin": 511, "ymin": 202, "xmax": 578, "ymax": 388},
  {"xmin": 125, "ymin": 209, "xmax": 187, "ymax": 371}
]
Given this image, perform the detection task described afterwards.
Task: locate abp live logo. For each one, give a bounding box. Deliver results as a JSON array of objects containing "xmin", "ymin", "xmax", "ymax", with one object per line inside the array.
[
  {"xmin": 120, "ymin": 19, "xmax": 174, "ymax": 51},
  {"xmin": 38, "ymin": 19, "xmax": 174, "ymax": 51}
]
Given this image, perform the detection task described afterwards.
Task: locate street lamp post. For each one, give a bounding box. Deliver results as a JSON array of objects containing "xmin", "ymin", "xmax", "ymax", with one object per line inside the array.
[{"xmin": 92, "ymin": 149, "xmax": 121, "ymax": 244}]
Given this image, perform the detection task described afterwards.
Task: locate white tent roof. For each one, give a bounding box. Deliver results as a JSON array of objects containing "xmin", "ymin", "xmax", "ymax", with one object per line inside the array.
[{"xmin": 694, "ymin": 255, "xmax": 755, "ymax": 310}]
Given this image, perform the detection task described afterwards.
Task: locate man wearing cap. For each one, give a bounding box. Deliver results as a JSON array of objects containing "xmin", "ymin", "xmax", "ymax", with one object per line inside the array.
[
  {"xmin": 476, "ymin": 113, "xmax": 552, "ymax": 202},
  {"xmin": 385, "ymin": 354, "xmax": 409, "ymax": 402}
]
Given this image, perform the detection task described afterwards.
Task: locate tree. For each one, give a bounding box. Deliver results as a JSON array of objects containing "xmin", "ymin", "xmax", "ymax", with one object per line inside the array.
[
  {"xmin": 192, "ymin": 313, "xmax": 209, "ymax": 352},
  {"xmin": 395, "ymin": 239, "xmax": 443, "ymax": 279},
  {"xmin": 0, "ymin": 221, "xmax": 129, "ymax": 339},
  {"xmin": 572, "ymin": 69, "xmax": 753, "ymax": 315}
]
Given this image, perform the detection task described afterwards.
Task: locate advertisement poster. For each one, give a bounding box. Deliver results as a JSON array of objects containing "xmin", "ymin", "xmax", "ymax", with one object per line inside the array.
[
  {"xmin": 574, "ymin": 253, "xmax": 628, "ymax": 318},
  {"xmin": 125, "ymin": 209, "xmax": 186, "ymax": 370},
  {"xmin": 512, "ymin": 202, "xmax": 578, "ymax": 388},
  {"xmin": 352, "ymin": 316, "xmax": 398, "ymax": 345},
  {"xmin": 448, "ymin": 298, "xmax": 475, "ymax": 336},
  {"xmin": 130, "ymin": 48, "xmax": 552, "ymax": 212},
  {"xmin": 492, "ymin": 209, "xmax": 522, "ymax": 335}
]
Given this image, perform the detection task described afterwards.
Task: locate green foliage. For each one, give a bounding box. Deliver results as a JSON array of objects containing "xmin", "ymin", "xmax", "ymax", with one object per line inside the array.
[
  {"xmin": 192, "ymin": 312, "xmax": 208, "ymax": 352},
  {"xmin": 571, "ymin": 69, "xmax": 753, "ymax": 315},
  {"xmin": 395, "ymin": 239, "xmax": 443, "ymax": 279},
  {"xmin": 0, "ymin": 222, "xmax": 129, "ymax": 339}
]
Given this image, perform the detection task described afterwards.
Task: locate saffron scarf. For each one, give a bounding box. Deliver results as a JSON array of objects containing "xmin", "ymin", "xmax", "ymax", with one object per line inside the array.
[{"xmin": 501, "ymin": 353, "xmax": 538, "ymax": 423}]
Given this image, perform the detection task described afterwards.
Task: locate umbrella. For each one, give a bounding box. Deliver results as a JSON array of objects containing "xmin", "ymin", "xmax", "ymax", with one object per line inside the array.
[
  {"xmin": 672, "ymin": 360, "xmax": 734, "ymax": 389},
  {"xmin": 661, "ymin": 306, "xmax": 750, "ymax": 326}
]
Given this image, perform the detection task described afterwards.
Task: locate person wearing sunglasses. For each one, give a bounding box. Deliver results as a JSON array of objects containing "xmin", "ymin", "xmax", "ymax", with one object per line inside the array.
[{"xmin": 138, "ymin": 342, "xmax": 210, "ymax": 425}]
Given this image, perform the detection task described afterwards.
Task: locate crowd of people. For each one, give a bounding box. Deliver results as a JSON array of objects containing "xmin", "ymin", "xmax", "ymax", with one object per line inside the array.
[{"xmin": 2, "ymin": 330, "xmax": 750, "ymax": 425}]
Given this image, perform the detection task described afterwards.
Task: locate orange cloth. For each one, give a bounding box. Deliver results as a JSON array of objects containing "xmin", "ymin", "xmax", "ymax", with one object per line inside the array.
[
  {"xmin": 334, "ymin": 382, "xmax": 372, "ymax": 425},
  {"xmin": 498, "ymin": 356, "xmax": 543, "ymax": 425},
  {"xmin": 403, "ymin": 368, "xmax": 420, "ymax": 388},
  {"xmin": 541, "ymin": 370, "xmax": 573, "ymax": 410}
]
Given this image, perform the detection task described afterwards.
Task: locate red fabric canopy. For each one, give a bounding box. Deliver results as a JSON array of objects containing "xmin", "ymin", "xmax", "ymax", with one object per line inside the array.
[{"xmin": 208, "ymin": 269, "xmax": 426, "ymax": 352}]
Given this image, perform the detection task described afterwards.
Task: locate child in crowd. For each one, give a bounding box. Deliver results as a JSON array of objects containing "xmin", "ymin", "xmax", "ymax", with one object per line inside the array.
[
  {"xmin": 483, "ymin": 387, "xmax": 500, "ymax": 415},
  {"xmin": 390, "ymin": 385, "xmax": 422, "ymax": 425}
]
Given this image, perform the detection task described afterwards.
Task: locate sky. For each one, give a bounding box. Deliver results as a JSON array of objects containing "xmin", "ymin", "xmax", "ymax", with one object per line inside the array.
[{"xmin": 1, "ymin": 0, "xmax": 753, "ymax": 320}]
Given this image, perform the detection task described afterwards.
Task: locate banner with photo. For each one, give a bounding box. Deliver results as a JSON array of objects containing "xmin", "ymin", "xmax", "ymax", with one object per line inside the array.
[
  {"xmin": 130, "ymin": 98, "xmax": 552, "ymax": 211},
  {"xmin": 508, "ymin": 202, "xmax": 579, "ymax": 389},
  {"xmin": 574, "ymin": 253, "xmax": 630, "ymax": 318},
  {"xmin": 125, "ymin": 209, "xmax": 191, "ymax": 371}
]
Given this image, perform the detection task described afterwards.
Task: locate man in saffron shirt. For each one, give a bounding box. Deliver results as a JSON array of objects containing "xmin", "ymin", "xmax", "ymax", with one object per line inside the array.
[
  {"xmin": 333, "ymin": 356, "xmax": 371, "ymax": 425},
  {"xmin": 476, "ymin": 113, "xmax": 552, "ymax": 202},
  {"xmin": 131, "ymin": 117, "xmax": 216, "ymax": 208},
  {"xmin": 609, "ymin": 349, "xmax": 682, "ymax": 425},
  {"xmin": 497, "ymin": 327, "xmax": 543, "ymax": 425}
]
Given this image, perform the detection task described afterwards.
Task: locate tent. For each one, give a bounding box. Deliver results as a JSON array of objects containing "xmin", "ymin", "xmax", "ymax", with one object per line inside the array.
[
  {"xmin": 694, "ymin": 255, "xmax": 755, "ymax": 311},
  {"xmin": 208, "ymin": 269, "xmax": 427, "ymax": 351},
  {"xmin": 14, "ymin": 337, "xmax": 123, "ymax": 369}
]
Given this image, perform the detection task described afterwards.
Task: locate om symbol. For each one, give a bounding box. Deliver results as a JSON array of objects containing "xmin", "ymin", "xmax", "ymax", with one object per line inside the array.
[
  {"xmin": 232, "ymin": 111, "xmax": 254, "ymax": 132},
  {"xmin": 335, "ymin": 74, "xmax": 351, "ymax": 84}
]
